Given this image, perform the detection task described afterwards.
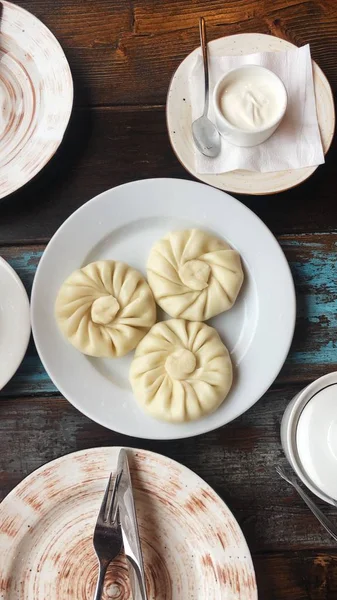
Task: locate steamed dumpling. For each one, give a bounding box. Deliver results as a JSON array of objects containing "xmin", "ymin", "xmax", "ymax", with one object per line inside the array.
[
  {"xmin": 130, "ymin": 319, "xmax": 233, "ymax": 422},
  {"xmin": 147, "ymin": 229, "xmax": 244, "ymax": 321},
  {"xmin": 55, "ymin": 260, "xmax": 156, "ymax": 357}
]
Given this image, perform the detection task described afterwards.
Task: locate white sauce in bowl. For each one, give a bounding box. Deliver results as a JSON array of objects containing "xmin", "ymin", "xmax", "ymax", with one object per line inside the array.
[
  {"xmin": 296, "ymin": 384, "xmax": 337, "ymax": 501},
  {"xmin": 219, "ymin": 69, "xmax": 283, "ymax": 131}
]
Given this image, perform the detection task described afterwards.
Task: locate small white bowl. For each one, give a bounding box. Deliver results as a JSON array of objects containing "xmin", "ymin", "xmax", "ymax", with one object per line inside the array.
[
  {"xmin": 281, "ymin": 372, "xmax": 337, "ymax": 506},
  {"xmin": 213, "ymin": 65, "xmax": 287, "ymax": 147}
]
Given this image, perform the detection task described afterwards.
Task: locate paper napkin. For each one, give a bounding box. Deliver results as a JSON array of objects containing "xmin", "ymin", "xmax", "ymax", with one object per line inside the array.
[{"xmin": 190, "ymin": 44, "xmax": 324, "ymax": 173}]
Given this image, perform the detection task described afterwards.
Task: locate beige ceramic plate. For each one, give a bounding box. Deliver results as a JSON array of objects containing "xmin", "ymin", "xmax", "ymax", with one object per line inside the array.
[
  {"xmin": 0, "ymin": 447, "xmax": 257, "ymax": 599},
  {"xmin": 0, "ymin": 1, "xmax": 73, "ymax": 199},
  {"xmin": 167, "ymin": 33, "xmax": 335, "ymax": 195}
]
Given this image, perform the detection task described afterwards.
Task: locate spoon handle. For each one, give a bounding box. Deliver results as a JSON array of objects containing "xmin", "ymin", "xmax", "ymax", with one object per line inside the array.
[{"xmin": 199, "ymin": 17, "xmax": 210, "ymax": 115}]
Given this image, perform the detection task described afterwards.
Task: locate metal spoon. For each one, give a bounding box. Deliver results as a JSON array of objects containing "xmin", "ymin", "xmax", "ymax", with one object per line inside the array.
[
  {"xmin": 192, "ymin": 17, "xmax": 221, "ymax": 158},
  {"xmin": 276, "ymin": 465, "xmax": 337, "ymax": 542}
]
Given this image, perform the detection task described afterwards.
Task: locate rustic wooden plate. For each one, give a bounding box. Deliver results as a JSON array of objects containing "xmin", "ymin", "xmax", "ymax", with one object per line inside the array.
[
  {"xmin": 0, "ymin": 447, "xmax": 257, "ymax": 599},
  {"xmin": 166, "ymin": 33, "xmax": 335, "ymax": 195},
  {"xmin": 0, "ymin": 1, "xmax": 73, "ymax": 199}
]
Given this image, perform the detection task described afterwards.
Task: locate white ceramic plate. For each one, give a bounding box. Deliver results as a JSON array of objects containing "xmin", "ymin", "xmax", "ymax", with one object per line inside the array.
[
  {"xmin": 0, "ymin": 257, "xmax": 30, "ymax": 390},
  {"xmin": 31, "ymin": 178, "xmax": 295, "ymax": 439},
  {"xmin": 167, "ymin": 33, "xmax": 335, "ymax": 195},
  {"xmin": 0, "ymin": 447, "xmax": 257, "ymax": 599},
  {"xmin": 0, "ymin": 1, "xmax": 73, "ymax": 199}
]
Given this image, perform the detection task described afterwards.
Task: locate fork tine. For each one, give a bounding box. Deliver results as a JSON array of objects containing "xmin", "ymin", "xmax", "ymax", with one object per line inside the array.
[
  {"xmin": 93, "ymin": 473, "xmax": 123, "ymax": 598},
  {"xmin": 275, "ymin": 465, "xmax": 283, "ymax": 477},
  {"xmin": 97, "ymin": 472, "xmax": 121, "ymax": 525},
  {"xmin": 108, "ymin": 471, "xmax": 121, "ymax": 524},
  {"xmin": 276, "ymin": 465, "xmax": 291, "ymax": 484},
  {"xmin": 96, "ymin": 473, "xmax": 113, "ymax": 524}
]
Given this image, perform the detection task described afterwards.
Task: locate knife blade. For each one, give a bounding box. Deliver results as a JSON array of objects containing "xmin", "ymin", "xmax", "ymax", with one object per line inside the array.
[{"xmin": 116, "ymin": 448, "xmax": 148, "ymax": 600}]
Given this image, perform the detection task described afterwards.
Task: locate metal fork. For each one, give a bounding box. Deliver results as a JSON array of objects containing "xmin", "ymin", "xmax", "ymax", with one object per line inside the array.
[
  {"xmin": 276, "ymin": 465, "xmax": 337, "ymax": 542},
  {"xmin": 93, "ymin": 473, "xmax": 123, "ymax": 600}
]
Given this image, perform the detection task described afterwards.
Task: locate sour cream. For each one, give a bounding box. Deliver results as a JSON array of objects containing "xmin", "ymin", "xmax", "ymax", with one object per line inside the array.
[
  {"xmin": 296, "ymin": 384, "xmax": 337, "ymax": 501},
  {"xmin": 219, "ymin": 72, "xmax": 282, "ymax": 131},
  {"xmin": 213, "ymin": 65, "xmax": 287, "ymax": 147}
]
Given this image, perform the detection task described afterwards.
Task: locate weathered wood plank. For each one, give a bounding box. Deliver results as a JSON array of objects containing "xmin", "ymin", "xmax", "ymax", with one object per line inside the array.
[
  {"xmin": 1, "ymin": 393, "xmax": 337, "ymax": 598},
  {"xmin": 133, "ymin": 0, "xmax": 334, "ymax": 36},
  {"xmin": 0, "ymin": 107, "xmax": 336, "ymax": 245},
  {"xmin": 0, "ymin": 232, "xmax": 336, "ymax": 396},
  {"xmin": 20, "ymin": 0, "xmax": 132, "ymax": 48},
  {"xmin": 17, "ymin": 0, "xmax": 337, "ymax": 106},
  {"xmin": 281, "ymin": 233, "xmax": 337, "ymax": 380},
  {"xmin": 0, "ymin": 107, "xmax": 183, "ymax": 246},
  {"xmin": 254, "ymin": 552, "xmax": 337, "ymax": 600},
  {"xmin": 1, "ymin": 390, "xmax": 337, "ymax": 553},
  {"xmin": 0, "ymin": 2, "xmax": 335, "ymax": 597}
]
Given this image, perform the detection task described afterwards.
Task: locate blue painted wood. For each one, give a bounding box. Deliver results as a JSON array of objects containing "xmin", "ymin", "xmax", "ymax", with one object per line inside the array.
[
  {"xmin": 285, "ymin": 235, "xmax": 337, "ymax": 370},
  {"xmin": 0, "ymin": 234, "xmax": 336, "ymax": 397}
]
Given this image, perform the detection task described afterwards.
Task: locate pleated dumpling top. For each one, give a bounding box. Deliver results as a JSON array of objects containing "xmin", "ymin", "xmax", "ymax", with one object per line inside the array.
[
  {"xmin": 147, "ymin": 229, "xmax": 244, "ymax": 321},
  {"xmin": 130, "ymin": 319, "xmax": 233, "ymax": 422},
  {"xmin": 55, "ymin": 260, "xmax": 156, "ymax": 357}
]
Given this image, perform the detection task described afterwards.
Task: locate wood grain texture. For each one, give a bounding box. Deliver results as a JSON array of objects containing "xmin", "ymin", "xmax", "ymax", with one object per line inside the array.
[
  {"xmin": 16, "ymin": 0, "xmax": 337, "ymax": 105},
  {"xmin": 1, "ymin": 390, "xmax": 337, "ymax": 554},
  {"xmin": 0, "ymin": 107, "xmax": 336, "ymax": 245},
  {"xmin": 1, "ymin": 392, "xmax": 337, "ymax": 598},
  {"xmin": 1, "ymin": 1, "xmax": 337, "ymax": 597},
  {"xmin": 254, "ymin": 552, "xmax": 337, "ymax": 600},
  {"xmin": 1, "ymin": 231, "xmax": 336, "ymax": 396},
  {"xmin": 0, "ymin": 107, "xmax": 182, "ymax": 245}
]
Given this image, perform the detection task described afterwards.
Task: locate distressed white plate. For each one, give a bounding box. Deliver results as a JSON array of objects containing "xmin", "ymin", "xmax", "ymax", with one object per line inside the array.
[
  {"xmin": 31, "ymin": 178, "xmax": 295, "ymax": 439},
  {"xmin": 0, "ymin": 1, "xmax": 73, "ymax": 199},
  {"xmin": 0, "ymin": 257, "xmax": 30, "ymax": 391},
  {"xmin": 167, "ymin": 33, "xmax": 335, "ymax": 195},
  {"xmin": 0, "ymin": 447, "xmax": 257, "ymax": 599}
]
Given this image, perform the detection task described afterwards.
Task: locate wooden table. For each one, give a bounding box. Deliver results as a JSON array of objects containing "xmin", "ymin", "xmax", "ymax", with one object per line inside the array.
[{"xmin": 1, "ymin": 1, "xmax": 337, "ymax": 597}]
